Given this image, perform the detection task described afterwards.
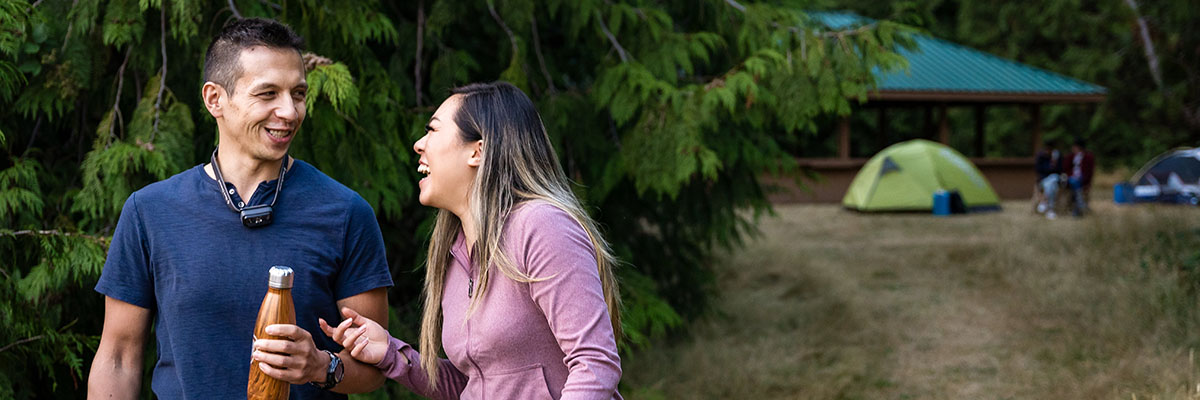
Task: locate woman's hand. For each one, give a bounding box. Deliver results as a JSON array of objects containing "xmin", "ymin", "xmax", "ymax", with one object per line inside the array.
[{"xmin": 319, "ymin": 307, "xmax": 390, "ymax": 365}]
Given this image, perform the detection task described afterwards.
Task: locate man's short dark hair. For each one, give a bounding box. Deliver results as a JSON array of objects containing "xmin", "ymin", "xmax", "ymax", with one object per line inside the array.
[
  {"xmin": 1073, "ymin": 137, "xmax": 1087, "ymax": 149},
  {"xmin": 203, "ymin": 18, "xmax": 304, "ymax": 94}
]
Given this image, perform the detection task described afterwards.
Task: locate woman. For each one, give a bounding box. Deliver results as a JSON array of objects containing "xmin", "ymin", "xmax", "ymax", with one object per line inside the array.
[{"xmin": 319, "ymin": 82, "xmax": 623, "ymax": 399}]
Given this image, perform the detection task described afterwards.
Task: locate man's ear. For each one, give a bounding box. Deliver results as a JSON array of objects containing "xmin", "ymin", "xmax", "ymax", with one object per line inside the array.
[
  {"xmin": 467, "ymin": 140, "xmax": 484, "ymax": 168},
  {"xmin": 202, "ymin": 82, "xmax": 226, "ymax": 119}
]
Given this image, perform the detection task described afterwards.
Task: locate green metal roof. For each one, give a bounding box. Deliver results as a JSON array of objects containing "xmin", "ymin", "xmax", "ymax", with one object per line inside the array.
[{"xmin": 812, "ymin": 12, "xmax": 1107, "ymax": 103}]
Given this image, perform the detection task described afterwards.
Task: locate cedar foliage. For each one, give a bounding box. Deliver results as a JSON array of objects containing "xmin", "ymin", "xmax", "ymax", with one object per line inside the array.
[{"xmin": 0, "ymin": 0, "xmax": 911, "ymax": 397}]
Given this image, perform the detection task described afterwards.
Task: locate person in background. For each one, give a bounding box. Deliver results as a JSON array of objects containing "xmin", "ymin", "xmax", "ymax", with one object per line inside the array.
[
  {"xmin": 1063, "ymin": 137, "xmax": 1096, "ymax": 217},
  {"xmin": 321, "ymin": 81, "xmax": 624, "ymax": 399},
  {"xmin": 1035, "ymin": 139, "xmax": 1063, "ymax": 219}
]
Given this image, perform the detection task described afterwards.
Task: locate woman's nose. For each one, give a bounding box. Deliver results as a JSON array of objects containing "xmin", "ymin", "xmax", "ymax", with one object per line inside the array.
[{"xmin": 413, "ymin": 134, "xmax": 427, "ymax": 154}]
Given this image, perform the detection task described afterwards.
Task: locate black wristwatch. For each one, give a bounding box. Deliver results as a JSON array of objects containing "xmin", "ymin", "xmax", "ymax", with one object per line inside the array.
[{"xmin": 310, "ymin": 350, "xmax": 344, "ymax": 390}]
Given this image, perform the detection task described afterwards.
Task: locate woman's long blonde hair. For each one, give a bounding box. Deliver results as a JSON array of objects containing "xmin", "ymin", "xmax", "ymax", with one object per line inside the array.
[{"xmin": 418, "ymin": 82, "xmax": 621, "ymax": 389}]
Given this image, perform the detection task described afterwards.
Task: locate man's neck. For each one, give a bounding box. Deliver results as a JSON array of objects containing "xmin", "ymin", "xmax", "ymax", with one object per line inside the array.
[{"xmin": 203, "ymin": 145, "xmax": 291, "ymax": 202}]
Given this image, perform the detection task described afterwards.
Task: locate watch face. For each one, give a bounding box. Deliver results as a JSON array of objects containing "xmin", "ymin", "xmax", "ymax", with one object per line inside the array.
[{"xmin": 333, "ymin": 358, "xmax": 345, "ymax": 382}]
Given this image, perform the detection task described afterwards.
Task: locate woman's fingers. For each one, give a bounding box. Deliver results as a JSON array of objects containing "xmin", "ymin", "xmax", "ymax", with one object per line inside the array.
[
  {"xmin": 348, "ymin": 340, "xmax": 365, "ymax": 359},
  {"xmin": 318, "ymin": 318, "xmax": 336, "ymax": 339},
  {"xmin": 341, "ymin": 326, "xmax": 368, "ymax": 350}
]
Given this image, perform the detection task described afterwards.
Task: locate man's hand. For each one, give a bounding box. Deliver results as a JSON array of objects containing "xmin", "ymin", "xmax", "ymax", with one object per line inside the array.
[{"xmin": 251, "ymin": 324, "xmax": 330, "ymax": 385}]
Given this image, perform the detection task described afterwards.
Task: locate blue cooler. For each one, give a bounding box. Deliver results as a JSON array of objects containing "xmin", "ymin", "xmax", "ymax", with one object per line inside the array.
[
  {"xmin": 1113, "ymin": 182, "xmax": 1132, "ymax": 204},
  {"xmin": 933, "ymin": 190, "xmax": 952, "ymax": 216}
]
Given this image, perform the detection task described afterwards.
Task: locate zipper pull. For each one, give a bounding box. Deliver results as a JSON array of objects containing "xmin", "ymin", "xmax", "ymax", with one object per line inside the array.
[{"xmin": 467, "ymin": 278, "xmax": 474, "ymax": 298}]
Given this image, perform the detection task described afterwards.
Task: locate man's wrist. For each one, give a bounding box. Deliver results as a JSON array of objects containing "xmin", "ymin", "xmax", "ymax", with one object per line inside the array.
[
  {"xmin": 309, "ymin": 350, "xmax": 344, "ymax": 390},
  {"xmin": 310, "ymin": 350, "xmax": 332, "ymax": 383}
]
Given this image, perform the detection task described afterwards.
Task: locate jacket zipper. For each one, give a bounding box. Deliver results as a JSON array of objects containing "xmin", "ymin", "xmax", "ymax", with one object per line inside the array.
[
  {"xmin": 450, "ymin": 239, "xmax": 484, "ymax": 396},
  {"xmin": 460, "ymin": 258, "xmax": 482, "ymax": 397}
]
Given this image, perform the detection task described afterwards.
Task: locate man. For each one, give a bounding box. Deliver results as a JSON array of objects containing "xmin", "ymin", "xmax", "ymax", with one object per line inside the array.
[
  {"xmin": 88, "ymin": 18, "xmax": 392, "ymax": 399},
  {"xmin": 1063, "ymin": 137, "xmax": 1096, "ymax": 217},
  {"xmin": 1034, "ymin": 139, "xmax": 1063, "ymax": 219}
]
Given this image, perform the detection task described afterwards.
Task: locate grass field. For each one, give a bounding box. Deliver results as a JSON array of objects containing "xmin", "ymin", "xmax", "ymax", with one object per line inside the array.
[{"xmin": 623, "ymin": 187, "xmax": 1200, "ymax": 399}]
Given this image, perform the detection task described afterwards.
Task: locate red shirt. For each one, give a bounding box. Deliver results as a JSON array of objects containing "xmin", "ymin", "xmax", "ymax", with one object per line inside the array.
[{"xmin": 1063, "ymin": 150, "xmax": 1096, "ymax": 186}]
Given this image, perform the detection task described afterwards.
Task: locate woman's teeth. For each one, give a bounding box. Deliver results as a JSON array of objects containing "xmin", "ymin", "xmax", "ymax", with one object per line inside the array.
[{"xmin": 417, "ymin": 164, "xmax": 430, "ymax": 175}]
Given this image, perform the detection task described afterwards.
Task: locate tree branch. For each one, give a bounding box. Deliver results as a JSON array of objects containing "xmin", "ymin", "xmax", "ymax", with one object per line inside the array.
[
  {"xmin": 151, "ymin": 2, "xmax": 168, "ymax": 143},
  {"xmin": 1123, "ymin": 0, "xmax": 1163, "ymax": 89},
  {"xmin": 724, "ymin": 0, "xmax": 746, "ymax": 13},
  {"xmin": 414, "ymin": 0, "xmax": 425, "ymax": 107},
  {"xmin": 107, "ymin": 46, "xmax": 133, "ymax": 148},
  {"xmin": 257, "ymin": 0, "xmax": 282, "ymax": 11},
  {"xmin": 301, "ymin": 52, "xmax": 332, "ymax": 72},
  {"xmin": 60, "ymin": 0, "xmax": 79, "ymax": 51},
  {"xmin": 2, "ymin": 229, "xmax": 111, "ymax": 244},
  {"xmin": 22, "ymin": 116, "xmax": 42, "ymax": 158},
  {"xmin": 595, "ymin": 13, "xmax": 629, "ymax": 63},
  {"xmin": 0, "ymin": 335, "xmax": 44, "ymax": 354},
  {"xmin": 487, "ymin": 1, "xmax": 520, "ymax": 64},
  {"xmin": 530, "ymin": 14, "xmax": 557, "ymax": 94},
  {"xmin": 227, "ymin": 0, "xmax": 243, "ymax": 19}
]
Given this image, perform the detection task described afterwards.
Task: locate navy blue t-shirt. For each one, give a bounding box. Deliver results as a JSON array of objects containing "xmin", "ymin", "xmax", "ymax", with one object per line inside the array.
[{"xmin": 96, "ymin": 160, "xmax": 394, "ymax": 399}]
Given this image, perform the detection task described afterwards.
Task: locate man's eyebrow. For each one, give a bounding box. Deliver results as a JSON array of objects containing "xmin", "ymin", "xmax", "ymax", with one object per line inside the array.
[{"xmin": 246, "ymin": 82, "xmax": 279, "ymax": 93}]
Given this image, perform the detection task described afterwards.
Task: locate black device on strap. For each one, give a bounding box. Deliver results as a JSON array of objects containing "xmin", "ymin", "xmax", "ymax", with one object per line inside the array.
[{"xmin": 210, "ymin": 149, "xmax": 287, "ymax": 228}]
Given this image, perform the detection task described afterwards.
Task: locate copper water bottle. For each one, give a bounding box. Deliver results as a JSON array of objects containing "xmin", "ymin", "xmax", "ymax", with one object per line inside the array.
[{"xmin": 248, "ymin": 266, "xmax": 296, "ymax": 400}]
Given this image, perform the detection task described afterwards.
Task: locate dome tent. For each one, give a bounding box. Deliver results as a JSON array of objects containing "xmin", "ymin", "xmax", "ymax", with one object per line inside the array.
[
  {"xmin": 843, "ymin": 139, "xmax": 1001, "ymax": 212},
  {"xmin": 1128, "ymin": 147, "xmax": 1200, "ymax": 205}
]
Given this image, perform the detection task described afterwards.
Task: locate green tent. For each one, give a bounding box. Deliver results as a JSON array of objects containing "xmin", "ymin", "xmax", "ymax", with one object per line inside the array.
[{"xmin": 843, "ymin": 139, "xmax": 1001, "ymax": 212}]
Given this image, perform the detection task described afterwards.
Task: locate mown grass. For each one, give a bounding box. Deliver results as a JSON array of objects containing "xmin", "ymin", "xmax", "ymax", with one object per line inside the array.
[{"xmin": 623, "ymin": 186, "xmax": 1200, "ymax": 399}]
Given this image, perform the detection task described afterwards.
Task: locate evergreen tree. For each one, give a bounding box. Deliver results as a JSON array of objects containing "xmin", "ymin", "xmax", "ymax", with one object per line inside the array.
[{"xmin": 0, "ymin": 0, "xmax": 911, "ymax": 397}]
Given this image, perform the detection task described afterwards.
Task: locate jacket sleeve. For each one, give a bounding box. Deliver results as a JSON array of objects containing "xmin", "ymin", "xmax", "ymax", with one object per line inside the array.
[
  {"xmin": 375, "ymin": 336, "xmax": 468, "ymax": 400},
  {"xmin": 515, "ymin": 204, "xmax": 622, "ymax": 400},
  {"xmin": 1082, "ymin": 152, "xmax": 1096, "ymax": 186}
]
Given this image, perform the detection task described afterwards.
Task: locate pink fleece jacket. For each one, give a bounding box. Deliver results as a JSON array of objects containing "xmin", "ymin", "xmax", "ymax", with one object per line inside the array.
[{"xmin": 374, "ymin": 202, "xmax": 623, "ymax": 400}]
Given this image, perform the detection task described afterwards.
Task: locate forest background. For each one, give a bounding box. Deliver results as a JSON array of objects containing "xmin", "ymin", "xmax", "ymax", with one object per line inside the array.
[{"xmin": 0, "ymin": 0, "xmax": 1195, "ymax": 398}]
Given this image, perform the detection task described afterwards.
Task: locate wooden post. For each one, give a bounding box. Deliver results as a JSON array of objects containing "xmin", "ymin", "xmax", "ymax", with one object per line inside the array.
[
  {"xmin": 937, "ymin": 104, "xmax": 950, "ymax": 145},
  {"xmin": 877, "ymin": 106, "xmax": 888, "ymax": 152},
  {"xmin": 838, "ymin": 116, "xmax": 851, "ymax": 159},
  {"xmin": 1029, "ymin": 104, "xmax": 1042, "ymax": 156},
  {"xmin": 974, "ymin": 105, "xmax": 986, "ymax": 157},
  {"xmin": 923, "ymin": 106, "xmax": 933, "ymax": 139}
]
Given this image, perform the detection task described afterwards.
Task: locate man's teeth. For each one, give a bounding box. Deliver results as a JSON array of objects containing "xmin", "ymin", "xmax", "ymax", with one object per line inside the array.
[
  {"xmin": 417, "ymin": 164, "xmax": 430, "ymax": 175},
  {"xmin": 266, "ymin": 128, "xmax": 290, "ymax": 138}
]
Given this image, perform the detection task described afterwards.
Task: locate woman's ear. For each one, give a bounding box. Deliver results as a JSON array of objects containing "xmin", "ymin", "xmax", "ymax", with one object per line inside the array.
[
  {"xmin": 467, "ymin": 140, "xmax": 484, "ymax": 167},
  {"xmin": 202, "ymin": 82, "xmax": 225, "ymax": 119}
]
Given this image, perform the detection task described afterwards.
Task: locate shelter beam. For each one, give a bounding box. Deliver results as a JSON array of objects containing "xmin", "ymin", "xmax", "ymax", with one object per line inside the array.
[
  {"xmin": 838, "ymin": 116, "xmax": 851, "ymax": 159},
  {"xmin": 1029, "ymin": 105, "xmax": 1042, "ymax": 156},
  {"xmin": 937, "ymin": 104, "xmax": 950, "ymax": 145},
  {"xmin": 974, "ymin": 105, "xmax": 986, "ymax": 157},
  {"xmin": 877, "ymin": 107, "xmax": 888, "ymax": 152}
]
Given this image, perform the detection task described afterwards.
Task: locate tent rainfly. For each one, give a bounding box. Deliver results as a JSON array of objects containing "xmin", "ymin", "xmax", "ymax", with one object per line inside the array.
[{"xmin": 843, "ymin": 139, "xmax": 1001, "ymax": 212}]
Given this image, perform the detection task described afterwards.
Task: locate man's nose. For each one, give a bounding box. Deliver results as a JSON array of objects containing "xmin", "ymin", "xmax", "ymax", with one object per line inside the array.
[{"xmin": 274, "ymin": 96, "xmax": 300, "ymax": 121}]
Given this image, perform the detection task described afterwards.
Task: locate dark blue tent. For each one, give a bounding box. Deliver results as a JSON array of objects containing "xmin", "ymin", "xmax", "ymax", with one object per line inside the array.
[{"xmin": 1130, "ymin": 148, "xmax": 1200, "ymax": 205}]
